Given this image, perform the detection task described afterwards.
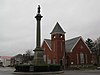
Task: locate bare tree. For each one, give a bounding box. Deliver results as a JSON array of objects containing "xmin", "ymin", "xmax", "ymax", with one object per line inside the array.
[
  {"xmin": 26, "ymin": 50, "xmax": 33, "ymax": 56},
  {"xmin": 22, "ymin": 50, "xmax": 34, "ymax": 64}
]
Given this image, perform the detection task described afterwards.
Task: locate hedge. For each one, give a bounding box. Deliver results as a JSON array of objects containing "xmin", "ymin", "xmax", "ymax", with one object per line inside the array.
[
  {"xmin": 15, "ymin": 65, "xmax": 30, "ymax": 72},
  {"xmin": 48, "ymin": 64, "xmax": 61, "ymax": 71},
  {"xmin": 15, "ymin": 64, "xmax": 61, "ymax": 72},
  {"xmin": 34, "ymin": 65, "xmax": 48, "ymax": 72}
]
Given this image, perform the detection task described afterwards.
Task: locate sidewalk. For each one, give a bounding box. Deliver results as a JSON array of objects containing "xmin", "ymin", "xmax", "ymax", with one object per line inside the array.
[
  {"xmin": 13, "ymin": 71, "xmax": 64, "ymax": 75},
  {"xmin": 0, "ymin": 67, "xmax": 64, "ymax": 75},
  {"xmin": 0, "ymin": 67, "xmax": 15, "ymax": 73}
]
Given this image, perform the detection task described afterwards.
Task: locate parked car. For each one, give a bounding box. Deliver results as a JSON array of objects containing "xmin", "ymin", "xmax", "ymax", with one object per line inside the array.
[{"xmin": 97, "ymin": 67, "xmax": 100, "ymax": 70}]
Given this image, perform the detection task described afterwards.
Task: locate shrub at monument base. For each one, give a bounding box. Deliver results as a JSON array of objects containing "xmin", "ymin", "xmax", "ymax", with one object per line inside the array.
[
  {"xmin": 49, "ymin": 64, "xmax": 61, "ymax": 71},
  {"xmin": 15, "ymin": 64, "xmax": 61, "ymax": 72},
  {"xmin": 15, "ymin": 65, "xmax": 30, "ymax": 72},
  {"xmin": 34, "ymin": 65, "xmax": 48, "ymax": 72}
]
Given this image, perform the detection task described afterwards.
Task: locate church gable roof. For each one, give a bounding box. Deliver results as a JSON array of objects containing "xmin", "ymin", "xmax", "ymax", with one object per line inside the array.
[
  {"xmin": 43, "ymin": 36, "xmax": 91, "ymax": 53},
  {"xmin": 65, "ymin": 36, "xmax": 81, "ymax": 52},
  {"xmin": 50, "ymin": 22, "xmax": 65, "ymax": 34},
  {"xmin": 44, "ymin": 39, "xmax": 52, "ymax": 50}
]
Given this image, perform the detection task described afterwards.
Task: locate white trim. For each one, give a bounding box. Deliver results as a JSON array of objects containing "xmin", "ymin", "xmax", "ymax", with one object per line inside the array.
[
  {"xmin": 70, "ymin": 36, "xmax": 92, "ymax": 53},
  {"xmin": 44, "ymin": 40, "xmax": 52, "ymax": 51},
  {"xmin": 41, "ymin": 40, "xmax": 45, "ymax": 47},
  {"xmin": 70, "ymin": 37, "xmax": 80, "ymax": 52},
  {"xmin": 80, "ymin": 36, "xmax": 92, "ymax": 53},
  {"xmin": 51, "ymin": 32, "xmax": 65, "ymax": 35}
]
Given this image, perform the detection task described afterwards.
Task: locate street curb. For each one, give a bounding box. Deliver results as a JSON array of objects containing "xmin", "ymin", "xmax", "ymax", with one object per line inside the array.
[{"xmin": 12, "ymin": 71, "xmax": 64, "ymax": 75}]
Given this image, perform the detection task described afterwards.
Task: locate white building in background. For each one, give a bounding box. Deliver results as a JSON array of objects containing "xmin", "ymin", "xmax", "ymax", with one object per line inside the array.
[{"xmin": 0, "ymin": 56, "xmax": 12, "ymax": 67}]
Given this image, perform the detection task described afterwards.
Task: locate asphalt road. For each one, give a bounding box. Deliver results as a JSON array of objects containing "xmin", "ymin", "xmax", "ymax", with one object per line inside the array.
[
  {"xmin": 0, "ymin": 67, "xmax": 100, "ymax": 75},
  {"xmin": 60, "ymin": 70, "xmax": 100, "ymax": 75},
  {"xmin": 0, "ymin": 70, "xmax": 100, "ymax": 75}
]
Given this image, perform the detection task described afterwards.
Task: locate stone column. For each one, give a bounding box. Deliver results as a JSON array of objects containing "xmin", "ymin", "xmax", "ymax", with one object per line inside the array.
[
  {"xmin": 33, "ymin": 5, "xmax": 45, "ymax": 65},
  {"xmin": 35, "ymin": 5, "xmax": 42, "ymax": 48}
]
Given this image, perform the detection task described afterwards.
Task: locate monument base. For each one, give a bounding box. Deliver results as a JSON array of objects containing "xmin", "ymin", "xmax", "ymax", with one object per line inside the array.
[{"xmin": 33, "ymin": 47, "xmax": 45, "ymax": 65}]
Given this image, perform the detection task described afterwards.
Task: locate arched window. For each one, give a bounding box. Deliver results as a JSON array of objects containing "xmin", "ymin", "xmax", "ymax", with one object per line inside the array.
[
  {"xmin": 43, "ymin": 55, "xmax": 46, "ymax": 62},
  {"xmin": 60, "ymin": 59, "xmax": 63, "ymax": 66},
  {"xmin": 59, "ymin": 34, "xmax": 63, "ymax": 38},
  {"xmin": 80, "ymin": 52, "xmax": 84, "ymax": 64},
  {"xmin": 76, "ymin": 54, "xmax": 79, "ymax": 64},
  {"xmin": 81, "ymin": 45, "xmax": 83, "ymax": 49},
  {"xmin": 54, "ymin": 36, "xmax": 56, "ymax": 38},
  {"xmin": 53, "ymin": 58, "xmax": 56, "ymax": 64},
  {"xmin": 85, "ymin": 54, "xmax": 88, "ymax": 64},
  {"xmin": 52, "ymin": 35, "xmax": 56, "ymax": 38},
  {"xmin": 47, "ymin": 55, "xmax": 51, "ymax": 64},
  {"xmin": 53, "ymin": 35, "xmax": 56, "ymax": 38},
  {"xmin": 60, "ymin": 35, "xmax": 63, "ymax": 38}
]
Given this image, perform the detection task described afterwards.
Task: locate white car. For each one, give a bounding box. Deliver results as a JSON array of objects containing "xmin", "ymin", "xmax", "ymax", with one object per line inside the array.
[{"xmin": 97, "ymin": 67, "xmax": 100, "ymax": 70}]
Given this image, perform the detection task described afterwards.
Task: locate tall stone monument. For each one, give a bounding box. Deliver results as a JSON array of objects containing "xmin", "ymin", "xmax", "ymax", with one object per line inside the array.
[{"xmin": 33, "ymin": 5, "xmax": 45, "ymax": 65}]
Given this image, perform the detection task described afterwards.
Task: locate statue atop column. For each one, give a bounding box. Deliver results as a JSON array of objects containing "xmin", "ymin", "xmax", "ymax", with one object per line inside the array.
[
  {"xmin": 33, "ymin": 5, "xmax": 45, "ymax": 65},
  {"xmin": 38, "ymin": 5, "xmax": 40, "ymax": 14}
]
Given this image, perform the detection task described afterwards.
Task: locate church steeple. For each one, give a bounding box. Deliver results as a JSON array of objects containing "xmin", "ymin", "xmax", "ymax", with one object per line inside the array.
[
  {"xmin": 51, "ymin": 22, "xmax": 65, "ymax": 65},
  {"xmin": 50, "ymin": 22, "xmax": 65, "ymax": 34}
]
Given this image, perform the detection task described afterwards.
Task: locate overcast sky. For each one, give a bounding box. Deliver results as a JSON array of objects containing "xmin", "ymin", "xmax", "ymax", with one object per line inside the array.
[{"xmin": 0, "ymin": 0, "xmax": 100, "ymax": 56}]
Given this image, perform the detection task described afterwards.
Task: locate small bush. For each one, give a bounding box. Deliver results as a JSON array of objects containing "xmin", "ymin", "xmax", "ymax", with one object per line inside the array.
[
  {"xmin": 34, "ymin": 65, "xmax": 48, "ymax": 72},
  {"xmin": 48, "ymin": 64, "xmax": 61, "ymax": 71},
  {"xmin": 79, "ymin": 65, "xmax": 97, "ymax": 70},
  {"xmin": 93, "ymin": 63, "xmax": 97, "ymax": 66},
  {"xmin": 15, "ymin": 65, "xmax": 30, "ymax": 72}
]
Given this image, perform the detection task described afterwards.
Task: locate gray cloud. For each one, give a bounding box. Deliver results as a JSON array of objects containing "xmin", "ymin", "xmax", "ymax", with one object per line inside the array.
[{"xmin": 0, "ymin": 0, "xmax": 100, "ymax": 56}]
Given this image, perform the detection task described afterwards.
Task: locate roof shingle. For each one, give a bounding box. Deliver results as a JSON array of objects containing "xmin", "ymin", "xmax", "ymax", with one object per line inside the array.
[
  {"xmin": 50, "ymin": 22, "xmax": 65, "ymax": 34},
  {"xmin": 44, "ymin": 39, "xmax": 51, "ymax": 48},
  {"xmin": 44, "ymin": 36, "xmax": 81, "ymax": 52},
  {"xmin": 65, "ymin": 36, "xmax": 81, "ymax": 52}
]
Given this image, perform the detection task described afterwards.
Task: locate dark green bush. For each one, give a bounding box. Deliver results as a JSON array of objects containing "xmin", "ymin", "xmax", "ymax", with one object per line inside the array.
[
  {"xmin": 48, "ymin": 64, "xmax": 61, "ymax": 71},
  {"xmin": 15, "ymin": 64, "xmax": 61, "ymax": 72},
  {"xmin": 34, "ymin": 65, "xmax": 48, "ymax": 72},
  {"xmin": 15, "ymin": 65, "xmax": 30, "ymax": 72}
]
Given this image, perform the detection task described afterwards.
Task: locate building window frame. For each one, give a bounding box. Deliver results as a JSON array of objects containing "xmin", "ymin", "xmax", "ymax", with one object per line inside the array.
[
  {"xmin": 53, "ymin": 58, "xmax": 56, "ymax": 64},
  {"xmin": 76, "ymin": 54, "xmax": 79, "ymax": 64},
  {"xmin": 80, "ymin": 52, "xmax": 84, "ymax": 64},
  {"xmin": 85, "ymin": 54, "xmax": 88, "ymax": 64}
]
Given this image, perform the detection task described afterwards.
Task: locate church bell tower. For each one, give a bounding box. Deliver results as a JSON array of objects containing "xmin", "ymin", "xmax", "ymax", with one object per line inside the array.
[{"xmin": 50, "ymin": 22, "xmax": 66, "ymax": 64}]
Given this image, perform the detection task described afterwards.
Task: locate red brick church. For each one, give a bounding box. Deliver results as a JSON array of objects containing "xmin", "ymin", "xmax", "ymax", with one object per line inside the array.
[{"xmin": 42, "ymin": 22, "xmax": 91, "ymax": 67}]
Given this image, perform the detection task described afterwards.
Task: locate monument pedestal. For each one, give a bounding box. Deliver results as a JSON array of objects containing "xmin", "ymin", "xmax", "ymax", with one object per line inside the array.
[{"xmin": 33, "ymin": 47, "xmax": 45, "ymax": 65}]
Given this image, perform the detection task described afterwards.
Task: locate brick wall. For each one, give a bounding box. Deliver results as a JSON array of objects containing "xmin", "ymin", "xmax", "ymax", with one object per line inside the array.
[{"xmin": 67, "ymin": 38, "xmax": 91, "ymax": 65}]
